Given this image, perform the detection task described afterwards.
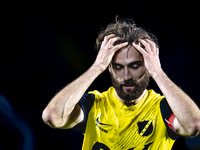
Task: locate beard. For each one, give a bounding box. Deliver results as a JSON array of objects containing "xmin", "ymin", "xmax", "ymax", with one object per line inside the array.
[{"xmin": 111, "ymin": 71, "xmax": 150, "ymax": 101}]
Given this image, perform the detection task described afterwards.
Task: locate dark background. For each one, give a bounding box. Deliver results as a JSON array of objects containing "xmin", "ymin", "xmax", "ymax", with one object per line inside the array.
[{"xmin": 1, "ymin": 2, "xmax": 200, "ymax": 150}]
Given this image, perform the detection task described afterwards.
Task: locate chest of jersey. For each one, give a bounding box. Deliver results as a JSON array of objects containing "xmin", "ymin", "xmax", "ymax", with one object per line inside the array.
[{"xmin": 82, "ymin": 88, "xmax": 174, "ymax": 150}]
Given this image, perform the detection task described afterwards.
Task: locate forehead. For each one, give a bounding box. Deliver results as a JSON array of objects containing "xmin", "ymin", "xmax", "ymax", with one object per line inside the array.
[{"xmin": 113, "ymin": 46, "xmax": 143, "ymax": 64}]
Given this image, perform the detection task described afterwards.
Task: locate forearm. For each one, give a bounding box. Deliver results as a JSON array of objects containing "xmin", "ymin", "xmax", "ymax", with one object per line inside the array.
[
  {"xmin": 42, "ymin": 35, "xmax": 127, "ymax": 128},
  {"xmin": 153, "ymin": 70, "xmax": 200, "ymax": 135},
  {"xmin": 42, "ymin": 64, "xmax": 102, "ymax": 127},
  {"xmin": 132, "ymin": 39, "xmax": 200, "ymax": 136}
]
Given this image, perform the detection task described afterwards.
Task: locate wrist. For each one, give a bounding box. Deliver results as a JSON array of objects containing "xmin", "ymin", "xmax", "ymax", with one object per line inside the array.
[
  {"xmin": 92, "ymin": 62, "xmax": 108, "ymax": 73},
  {"xmin": 150, "ymin": 68, "xmax": 166, "ymax": 80},
  {"xmin": 90, "ymin": 64, "xmax": 105, "ymax": 75}
]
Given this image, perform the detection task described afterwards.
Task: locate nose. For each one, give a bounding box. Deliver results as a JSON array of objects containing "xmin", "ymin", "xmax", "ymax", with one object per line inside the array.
[{"xmin": 124, "ymin": 67, "xmax": 132, "ymax": 81}]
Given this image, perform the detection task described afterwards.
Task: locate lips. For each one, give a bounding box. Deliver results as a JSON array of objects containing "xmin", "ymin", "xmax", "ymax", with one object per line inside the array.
[{"xmin": 123, "ymin": 85, "xmax": 135, "ymax": 91}]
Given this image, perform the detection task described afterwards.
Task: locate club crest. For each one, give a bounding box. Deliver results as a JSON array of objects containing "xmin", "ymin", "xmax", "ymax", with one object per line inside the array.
[{"xmin": 137, "ymin": 120, "xmax": 153, "ymax": 136}]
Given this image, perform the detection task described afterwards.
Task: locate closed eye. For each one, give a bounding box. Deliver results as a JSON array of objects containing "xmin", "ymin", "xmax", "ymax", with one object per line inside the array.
[
  {"xmin": 131, "ymin": 64, "xmax": 139, "ymax": 69},
  {"xmin": 112, "ymin": 63, "xmax": 124, "ymax": 70},
  {"xmin": 112, "ymin": 61, "xmax": 143, "ymax": 70},
  {"xmin": 128, "ymin": 61, "xmax": 143, "ymax": 69}
]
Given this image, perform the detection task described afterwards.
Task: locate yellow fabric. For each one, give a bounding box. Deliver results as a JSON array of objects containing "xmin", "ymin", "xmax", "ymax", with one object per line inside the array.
[{"xmin": 82, "ymin": 87, "xmax": 176, "ymax": 150}]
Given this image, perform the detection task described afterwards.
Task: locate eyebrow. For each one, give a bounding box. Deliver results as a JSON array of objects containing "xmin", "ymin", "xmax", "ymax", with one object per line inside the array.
[{"xmin": 112, "ymin": 61, "xmax": 143, "ymax": 66}]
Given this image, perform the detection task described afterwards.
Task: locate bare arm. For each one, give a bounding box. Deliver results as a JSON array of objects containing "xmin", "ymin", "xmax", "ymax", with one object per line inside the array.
[
  {"xmin": 42, "ymin": 65, "xmax": 102, "ymax": 129},
  {"xmin": 153, "ymin": 71, "xmax": 200, "ymax": 136},
  {"xmin": 133, "ymin": 39, "xmax": 200, "ymax": 136},
  {"xmin": 42, "ymin": 34, "xmax": 127, "ymax": 129}
]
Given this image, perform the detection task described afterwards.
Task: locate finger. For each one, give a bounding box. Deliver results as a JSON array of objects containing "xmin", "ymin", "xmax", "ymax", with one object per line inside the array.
[
  {"xmin": 143, "ymin": 39, "xmax": 154, "ymax": 44},
  {"xmin": 104, "ymin": 34, "xmax": 116, "ymax": 43},
  {"xmin": 107, "ymin": 36, "xmax": 124, "ymax": 48},
  {"xmin": 132, "ymin": 42, "xmax": 146, "ymax": 55},
  {"xmin": 102, "ymin": 34, "xmax": 116, "ymax": 46},
  {"xmin": 143, "ymin": 39, "xmax": 157, "ymax": 53},
  {"xmin": 112, "ymin": 42, "xmax": 128, "ymax": 52},
  {"xmin": 105, "ymin": 34, "xmax": 116, "ymax": 39},
  {"xmin": 157, "ymin": 47, "xmax": 159, "ymax": 56},
  {"xmin": 138, "ymin": 39, "xmax": 151, "ymax": 53}
]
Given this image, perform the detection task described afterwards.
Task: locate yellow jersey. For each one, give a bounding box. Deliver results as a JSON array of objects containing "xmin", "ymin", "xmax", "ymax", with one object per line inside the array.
[{"xmin": 74, "ymin": 87, "xmax": 179, "ymax": 150}]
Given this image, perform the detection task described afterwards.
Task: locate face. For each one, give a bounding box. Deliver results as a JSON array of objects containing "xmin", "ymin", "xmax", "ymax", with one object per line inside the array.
[{"xmin": 109, "ymin": 46, "xmax": 150, "ymax": 101}]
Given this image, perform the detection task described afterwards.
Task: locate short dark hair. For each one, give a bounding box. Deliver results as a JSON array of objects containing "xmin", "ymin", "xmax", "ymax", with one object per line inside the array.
[{"xmin": 95, "ymin": 17, "xmax": 159, "ymax": 52}]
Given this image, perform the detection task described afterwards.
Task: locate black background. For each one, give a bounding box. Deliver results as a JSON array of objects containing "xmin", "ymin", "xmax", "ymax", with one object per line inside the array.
[{"xmin": 1, "ymin": 2, "xmax": 200, "ymax": 150}]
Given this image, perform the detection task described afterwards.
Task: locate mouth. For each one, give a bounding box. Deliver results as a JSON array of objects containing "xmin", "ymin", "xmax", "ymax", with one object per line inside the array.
[{"xmin": 122, "ymin": 85, "xmax": 135, "ymax": 91}]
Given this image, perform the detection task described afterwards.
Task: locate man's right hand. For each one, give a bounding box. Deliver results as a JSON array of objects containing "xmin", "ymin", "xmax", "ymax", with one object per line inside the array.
[{"xmin": 93, "ymin": 34, "xmax": 128, "ymax": 72}]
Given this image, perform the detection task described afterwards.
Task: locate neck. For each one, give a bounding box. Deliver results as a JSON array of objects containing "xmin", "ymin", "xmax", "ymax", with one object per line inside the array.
[{"xmin": 115, "ymin": 89, "xmax": 146, "ymax": 107}]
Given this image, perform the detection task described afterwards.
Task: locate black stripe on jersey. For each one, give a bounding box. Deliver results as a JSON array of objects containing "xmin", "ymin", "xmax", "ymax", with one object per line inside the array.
[
  {"xmin": 72, "ymin": 94, "xmax": 95, "ymax": 133},
  {"xmin": 160, "ymin": 98, "xmax": 180, "ymax": 140}
]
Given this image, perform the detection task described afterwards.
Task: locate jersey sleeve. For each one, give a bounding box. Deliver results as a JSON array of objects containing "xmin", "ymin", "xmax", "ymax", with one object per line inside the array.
[
  {"xmin": 160, "ymin": 98, "xmax": 180, "ymax": 140},
  {"xmin": 71, "ymin": 93, "xmax": 95, "ymax": 133}
]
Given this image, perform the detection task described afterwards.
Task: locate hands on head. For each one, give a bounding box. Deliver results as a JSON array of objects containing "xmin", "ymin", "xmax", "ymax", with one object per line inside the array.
[{"xmin": 94, "ymin": 34, "xmax": 162, "ymax": 77}]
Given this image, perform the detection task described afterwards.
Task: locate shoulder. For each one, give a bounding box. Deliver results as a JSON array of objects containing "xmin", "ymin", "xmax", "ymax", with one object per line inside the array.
[
  {"xmin": 146, "ymin": 89, "xmax": 165, "ymax": 105},
  {"xmin": 73, "ymin": 87, "xmax": 113, "ymax": 132},
  {"xmin": 147, "ymin": 89, "xmax": 164, "ymax": 100},
  {"xmin": 88, "ymin": 87, "xmax": 115, "ymax": 100},
  {"xmin": 146, "ymin": 90, "xmax": 179, "ymax": 139},
  {"xmin": 78, "ymin": 87, "xmax": 114, "ymax": 113}
]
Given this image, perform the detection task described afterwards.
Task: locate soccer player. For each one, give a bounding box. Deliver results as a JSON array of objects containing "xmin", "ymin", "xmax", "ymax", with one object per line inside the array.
[{"xmin": 42, "ymin": 18, "xmax": 200, "ymax": 150}]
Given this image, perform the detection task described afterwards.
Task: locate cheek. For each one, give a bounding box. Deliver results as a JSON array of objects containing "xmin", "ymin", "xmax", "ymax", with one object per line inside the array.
[
  {"xmin": 111, "ymin": 70, "xmax": 124, "ymax": 82},
  {"xmin": 130, "ymin": 66, "xmax": 146, "ymax": 79},
  {"xmin": 113, "ymin": 70, "xmax": 124, "ymax": 78}
]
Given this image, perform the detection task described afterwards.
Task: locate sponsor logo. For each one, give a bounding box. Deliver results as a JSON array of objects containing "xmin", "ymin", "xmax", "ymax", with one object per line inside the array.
[{"xmin": 96, "ymin": 117, "xmax": 113, "ymax": 133}]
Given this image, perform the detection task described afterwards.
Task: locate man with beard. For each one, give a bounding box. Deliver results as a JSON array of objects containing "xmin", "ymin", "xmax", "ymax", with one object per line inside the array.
[{"xmin": 42, "ymin": 18, "xmax": 200, "ymax": 150}]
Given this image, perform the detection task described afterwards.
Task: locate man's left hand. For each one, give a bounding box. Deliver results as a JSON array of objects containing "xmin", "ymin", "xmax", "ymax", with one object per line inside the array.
[{"xmin": 132, "ymin": 39, "xmax": 162, "ymax": 78}]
